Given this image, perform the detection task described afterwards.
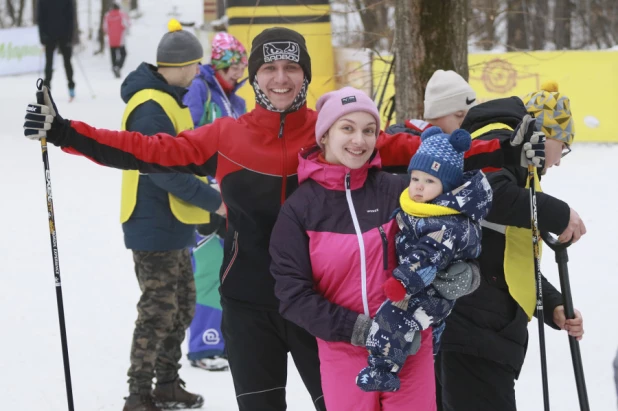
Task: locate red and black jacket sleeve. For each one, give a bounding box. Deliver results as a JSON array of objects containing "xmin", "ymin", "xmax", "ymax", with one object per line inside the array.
[
  {"xmin": 376, "ymin": 130, "xmax": 514, "ymax": 173},
  {"xmin": 48, "ymin": 118, "xmax": 220, "ymax": 176}
]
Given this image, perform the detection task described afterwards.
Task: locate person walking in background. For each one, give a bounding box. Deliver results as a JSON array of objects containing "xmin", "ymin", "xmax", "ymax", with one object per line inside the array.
[
  {"xmin": 104, "ymin": 3, "xmax": 130, "ymax": 78},
  {"xmin": 37, "ymin": 0, "xmax": 76, "ymax": 99},
  {"xmin": 182, "ymin": 31, "xmax": 247, "ymax": 372},
  {"xmin": 116, "ymin": 20, "xmax": 223, "ymax": 411}
]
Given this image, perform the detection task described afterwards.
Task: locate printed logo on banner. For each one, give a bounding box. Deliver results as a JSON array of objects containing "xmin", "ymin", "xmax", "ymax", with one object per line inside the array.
[
  {"xmin": 202, "ymin": 329, "xmax": 221, "ymax": 345},
  {"xmin": 263, "ymin": 42, "xmax": 300, "ymax": 63}
]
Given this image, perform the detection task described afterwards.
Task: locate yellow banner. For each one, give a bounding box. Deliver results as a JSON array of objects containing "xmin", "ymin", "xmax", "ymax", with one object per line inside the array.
[
  {"xmin": 370, "ymin": 51, "xmax": 618, "ymax": 143},
  {"xmin": 469, "ymin": 51, "xmax": 618, "ymax": 143}
]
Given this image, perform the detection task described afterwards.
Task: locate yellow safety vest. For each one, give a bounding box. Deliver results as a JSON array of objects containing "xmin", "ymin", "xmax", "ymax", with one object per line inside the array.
[
  {"xmin": 119, "ymin": 89, "xmax": 210, "ymax": 225},
  {"xmin": 472, "ymin": 123, "xmax": 541, "ymax": 320}
]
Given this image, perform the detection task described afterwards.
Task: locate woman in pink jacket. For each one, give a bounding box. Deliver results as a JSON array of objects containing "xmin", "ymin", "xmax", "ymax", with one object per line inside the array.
[{"xmin": 269, "ymin": 87, "xmax": 436, "ymax": 410}]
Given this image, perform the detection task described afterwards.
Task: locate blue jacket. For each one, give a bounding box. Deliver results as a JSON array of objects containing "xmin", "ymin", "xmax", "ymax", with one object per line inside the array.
[
  {"xmin": 121, "ymin": 63, "xmax": 222, "ymax": 251},
  {"xmin": 390, "ymin": 171, "xmax": 492, "ymax": 347},
  {"xmin": 183, "ymin": 64, "xmax": 246, "ymax": 126}
]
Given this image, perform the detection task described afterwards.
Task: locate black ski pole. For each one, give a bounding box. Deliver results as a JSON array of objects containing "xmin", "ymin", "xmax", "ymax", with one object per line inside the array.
[
  {"xmin": 36, "ymin": 78, "xmax": 75, "ymax": 411},
  {"xmin": 376, "ymin": 55, "xmax": 395, "ymax": 111},
  {"xmin": 528, "ymin": 164, "xmax": 550, "ymax": 411},
  {"xmin": 383, "ymin": 95, "xmax": 396, "ymax": 129},
  {"xmin": 541, "ymin": 232, "xmax": 590, "ymax": 411},
  {"xmin": 74, "ymin": 54, "xmax": 96, "ymax": 99}
]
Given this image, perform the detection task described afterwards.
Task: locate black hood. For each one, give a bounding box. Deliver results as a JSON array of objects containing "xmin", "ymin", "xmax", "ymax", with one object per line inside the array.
[
  {"xmin": 461, "ymin": 96, "xmax": 527, "ymax": 135},
  {"xmin": 120, "ymin": 62, "xmax": 188, "ymax": 105}
]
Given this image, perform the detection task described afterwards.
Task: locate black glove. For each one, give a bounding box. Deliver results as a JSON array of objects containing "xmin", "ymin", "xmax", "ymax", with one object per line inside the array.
[
  {"xmin": 196, "ymin": 213, "xmax": 227, "ymax": 237},
  {"xmin": 24, "ymin": 84, "xmax": 63, "ymax": 140},
  {"xmin": 509, "ymin": 114, "xmax": 546, "ymax": 168}
]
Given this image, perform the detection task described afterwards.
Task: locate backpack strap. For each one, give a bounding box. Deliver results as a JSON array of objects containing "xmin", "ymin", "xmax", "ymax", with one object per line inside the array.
[{"xmin": 198, "ymin": 78, "xmax": 213, "ymax": 126}]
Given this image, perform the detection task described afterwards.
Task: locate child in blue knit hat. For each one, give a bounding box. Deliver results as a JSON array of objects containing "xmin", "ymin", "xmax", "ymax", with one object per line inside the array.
[{"xmin": 356, "ymin": 126, "xmax": 493, "ymax": 392}]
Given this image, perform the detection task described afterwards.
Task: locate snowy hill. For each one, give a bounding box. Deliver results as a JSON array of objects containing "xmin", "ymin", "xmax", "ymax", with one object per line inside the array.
[{"xmin": 1, "ymin": 0, "xmax": 617, "ymax": 410}]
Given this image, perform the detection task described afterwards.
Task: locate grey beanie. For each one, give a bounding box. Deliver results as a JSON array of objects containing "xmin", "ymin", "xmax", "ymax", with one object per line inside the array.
[{"xmin": 157, "ymin": 19, "xmax": 203, "ymax": 67}]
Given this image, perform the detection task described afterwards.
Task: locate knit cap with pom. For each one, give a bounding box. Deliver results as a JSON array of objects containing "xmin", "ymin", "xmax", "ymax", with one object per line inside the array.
[
  {"xmin": 522, "ymin": 81, "xmax": 574, "ymax": 145},
  {"xmin": 408, "ymin": 126, "xmax": 472, "ymax": 192},
  {"xmin": 157, "ymin": 19, "xmax": 204, "ymax": 67}
]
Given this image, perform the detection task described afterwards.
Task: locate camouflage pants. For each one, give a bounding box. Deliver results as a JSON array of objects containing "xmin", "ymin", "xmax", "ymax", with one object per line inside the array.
[{"xmin": 127, "ymin": 249, "xmax": 196, "ymax": 394}]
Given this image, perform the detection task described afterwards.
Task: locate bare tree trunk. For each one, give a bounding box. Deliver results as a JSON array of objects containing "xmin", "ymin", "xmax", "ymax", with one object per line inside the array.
[
  {"xmin": 531, "ymin": 0, "xmax": 548, "ymax": 50},
  {"xmin": 130, "ymin": 0, "xmax": 137, "ymax": 10},
  {"xmin": 96, "ymin": 0, "xmax": 112, "ymax": 54},
  {"xmin": 6, "ymin": 0, "xmax": 15, "ymax": 25},
  {"xmin": 217, "ymin": 0, "xmax": 225, "ymax": 18},
  {"xmin": 72, "ymin": 0, "xmax": 80, "ymax": 45},
  {"xmin": 354, "ymin": 0, "xmax": 392, "ymax": 51},
  {"xmin": 16, "ymin": 0, "xmax": 25, "ymax": 26},
  {"xmin": 589, "ymin": 0, "xmax": 616, "ymax": 48},
  {"xmin": 605, "ymin": 0, "xmax": 618, "ymax": 43},
  {"xmin": 32, "ymin": 0, "xmax": 37, "ymax": 25},
  {"xmin": 394, "ymin": 0, "xmax": 468, "ymax": 122},
  {"xmin": 554, "ymin": 0, "xmax": 572, "ymax": 49},
  {"xmin": 394, "ymin": 0, "xmax": 421, "ymax": 122},
  {"xmin": 507, "ymin": 0, "xmax": 528, "ymax": 50},
  {"xmin": 482, "ymin": 0, "xmax": 499, "ymax": 50},
  {"xmin": 451, "ymin": 0, "xmax": 469, "ymax": 78}
]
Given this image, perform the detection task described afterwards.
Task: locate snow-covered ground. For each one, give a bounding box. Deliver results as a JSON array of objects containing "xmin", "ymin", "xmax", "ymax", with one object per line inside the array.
[{"xmin": 1, "ymin": 1, "xmax": 617, "ymax": 410}]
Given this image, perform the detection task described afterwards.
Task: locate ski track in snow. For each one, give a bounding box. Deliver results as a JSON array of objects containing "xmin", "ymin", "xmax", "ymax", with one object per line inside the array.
[{"xmin": 1, "ymin": 0, "xmax": 617, "ymax": 409}]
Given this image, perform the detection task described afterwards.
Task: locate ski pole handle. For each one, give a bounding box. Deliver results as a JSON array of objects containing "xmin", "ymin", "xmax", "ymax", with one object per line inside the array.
[{"xmin": 541, "ymin": 231, "xmax": 572, "ymax": 251}]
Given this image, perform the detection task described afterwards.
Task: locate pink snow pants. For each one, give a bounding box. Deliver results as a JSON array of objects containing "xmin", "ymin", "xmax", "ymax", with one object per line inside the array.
[{"xmin": 318, "ymin": 328, "xmax": 436, "ymax": 411}]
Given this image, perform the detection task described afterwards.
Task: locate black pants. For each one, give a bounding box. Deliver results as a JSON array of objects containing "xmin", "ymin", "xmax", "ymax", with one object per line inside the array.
[
  {"xmin": 436, "ymin": 351, "xmax": 517, "ymax": 411},
  {"xmin": 111, "ymin": 46, "xmax": 127, "ymax": 69},
  {"xmin": 221, "ymin": 299, "xmax": 326, "ymax": 411},
  {"xmin": 44, "ymin": 41, "xmax": 74, "ymax": 89}
]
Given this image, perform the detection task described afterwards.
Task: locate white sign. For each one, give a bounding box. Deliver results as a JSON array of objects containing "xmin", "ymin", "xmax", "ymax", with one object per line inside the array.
[{"xmin": 0, "ymin": 26, "xmax": 45, "ymax": 77}]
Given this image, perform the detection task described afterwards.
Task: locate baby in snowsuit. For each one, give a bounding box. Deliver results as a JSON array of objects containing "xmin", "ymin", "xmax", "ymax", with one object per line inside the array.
[{"xmin": 356, "ymin": 126, "xmax": 493, "ymax": 392}]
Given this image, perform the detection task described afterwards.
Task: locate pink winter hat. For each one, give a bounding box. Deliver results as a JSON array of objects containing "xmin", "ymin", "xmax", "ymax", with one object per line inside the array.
[{"xmin": 315, "ymin": 87, "xmax": 381, "ymax": 148}]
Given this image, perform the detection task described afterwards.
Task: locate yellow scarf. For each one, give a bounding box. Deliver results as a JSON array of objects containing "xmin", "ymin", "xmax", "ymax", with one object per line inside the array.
[
  {"xmin": 503, "ymin": 169, "xmax": 542, "ymax": 319},
  {"xmin": 399, "ymin": 189, "xmax": 461, "ymax": 218}
]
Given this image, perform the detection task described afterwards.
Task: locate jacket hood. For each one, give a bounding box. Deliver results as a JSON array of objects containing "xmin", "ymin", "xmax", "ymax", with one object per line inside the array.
[
  {"xmin": 199, "ymin": 64, "xmax": 247, "ymax": 93},
  {"xmin": 121, "ymin": 62, "xmax": 187, "ymax": 104},
  {"xmin": 297, "ymin": 147, "xmax": 382, "ymax": 191},
  {"xmin": 461, "ymin": 96, "xmax": 527, "ymax": 135},
  {"xmin": 428, "ymin": 170, "xmax": 493, "ymax": 221}
]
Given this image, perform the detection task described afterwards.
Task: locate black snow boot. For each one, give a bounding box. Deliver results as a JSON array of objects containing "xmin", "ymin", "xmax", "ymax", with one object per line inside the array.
[
  {"xmin": 123, "ymin": 393, "xmax": 162, "ymax": 411},
  {"xmin": 152, "ymin": 378, "xmax": 204, "ymax": 410}
]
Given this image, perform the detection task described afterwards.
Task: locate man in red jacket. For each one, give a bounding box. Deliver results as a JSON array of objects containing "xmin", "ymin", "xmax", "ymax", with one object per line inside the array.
[
  {"xmin": 104, "ymin": 3, "xmax": 130, "ymax": 78},
  {"xmin": 24, "ymin": 27, "xmax": 543, "ymax": 411}
]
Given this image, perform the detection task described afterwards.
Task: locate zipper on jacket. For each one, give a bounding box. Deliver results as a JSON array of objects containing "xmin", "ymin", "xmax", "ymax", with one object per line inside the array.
[
  {"xmin": 345, "ymin": 173, "xmax": 370, "ymax": 317},
  {"xmin": 279, "ymin": 113, "xmax": 288, "ymax": 205},
  {"xmin": 378, "ymin": 226, "xmax": 389, "ymax": 270},
  {"xmin": 221, "ymin": 231, "xmax": 239, "ymax": 284}
]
